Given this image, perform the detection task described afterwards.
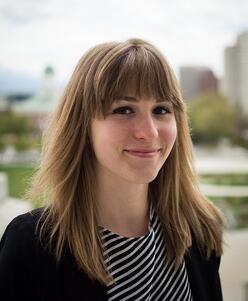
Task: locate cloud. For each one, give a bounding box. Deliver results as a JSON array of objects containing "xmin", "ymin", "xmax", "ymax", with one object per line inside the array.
[
  {"xmin": 0, "ymin": 0, "xmax": 247, "ymax": 81},
  {"xmin": 0, "ymin": 0, "xmax": 52, "ymax": 24}
]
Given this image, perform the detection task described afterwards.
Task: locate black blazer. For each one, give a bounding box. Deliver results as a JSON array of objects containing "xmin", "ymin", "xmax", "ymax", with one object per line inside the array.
[{"xmin": 0, "ymin": 209, "xmax": 223, "ymax": 301}]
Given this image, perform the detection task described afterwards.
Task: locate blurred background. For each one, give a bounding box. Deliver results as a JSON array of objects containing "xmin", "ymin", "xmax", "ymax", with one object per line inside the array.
[{"xmin": 0, "ymin": 0, "xmax": 247, "ymax": 300}]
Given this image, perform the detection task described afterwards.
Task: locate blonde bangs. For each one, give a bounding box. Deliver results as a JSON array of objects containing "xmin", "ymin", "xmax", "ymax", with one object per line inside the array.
[{"xmin": 90, "ymin": 39, "xmax": 184, "ymax": 116}]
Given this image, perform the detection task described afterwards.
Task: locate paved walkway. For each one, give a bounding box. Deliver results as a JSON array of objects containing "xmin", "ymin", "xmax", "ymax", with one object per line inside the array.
[
  {"xmin": 220, "ymin": 229, "xmax": 248, "ymax": 301},
  {"xmin": 200, "ymin": 183, "xmax": 248, "ymax": 197},
  {"xmin": 195, "ymin": 157, "xmax": 248, "ymax": 174}
]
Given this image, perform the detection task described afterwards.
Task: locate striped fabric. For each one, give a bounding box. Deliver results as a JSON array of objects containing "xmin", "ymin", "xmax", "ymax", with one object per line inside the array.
[{"xmin": 99, "ymin": 206, "xmax": 193, "ymax": 301}]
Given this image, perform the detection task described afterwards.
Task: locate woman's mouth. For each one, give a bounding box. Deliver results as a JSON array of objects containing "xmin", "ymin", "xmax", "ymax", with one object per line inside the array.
[{"xmin": 124, "ymin": 149, "xmax": 161, "ymax": 158}]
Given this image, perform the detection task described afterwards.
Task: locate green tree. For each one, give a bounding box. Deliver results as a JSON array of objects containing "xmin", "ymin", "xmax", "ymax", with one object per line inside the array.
[
  {"xmin": 0, "ymin": 112, "xmax": 30, "ymax": 135},
  {"xmin": 0, "ymin": 111, "xmax": 38, "ymax": 151},
  {"xmin": 188, "ymin": 93, "xmax": 235, "ymax": 144}
]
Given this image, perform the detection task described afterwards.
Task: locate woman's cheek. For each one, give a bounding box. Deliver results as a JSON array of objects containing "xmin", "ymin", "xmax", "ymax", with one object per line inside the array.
[{"xmin": 162, "ymin": 122, "xmax": 177, "ymax": 143}]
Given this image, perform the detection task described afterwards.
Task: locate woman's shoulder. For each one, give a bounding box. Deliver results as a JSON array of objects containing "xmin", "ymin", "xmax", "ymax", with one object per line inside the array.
[
  {"xmin": 185, "ymin": 236, "xmax": 223, "ymax": 300},
  {"xmin": 4, "ymin": 207, "xmax": 43, "ymax": 232},
  {"xmin": 8, "ymin": 207, "xmax": 43, "ymax": 224},
  {"xmin": 186, "ymin": 234, "xmax": 221, "ymax": 271},
  {"xmin": 0, "ymin": 208, "xmax": 47, "ymax": 286},
  {"xmin": 0, "ymin": 207, "xmax": 44, "ymax": 252}
]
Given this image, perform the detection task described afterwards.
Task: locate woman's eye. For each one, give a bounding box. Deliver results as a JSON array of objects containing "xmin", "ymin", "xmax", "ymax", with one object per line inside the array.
[
  {"xmin": 112, "ymin": 106, "xmax": 133, "ymax": 114},
  {"xmin": 153, "ymin": 106, "xmax": 171, "ymax": 115}
]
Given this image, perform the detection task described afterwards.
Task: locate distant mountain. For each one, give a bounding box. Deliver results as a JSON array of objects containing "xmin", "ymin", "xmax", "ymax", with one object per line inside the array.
[{"xmin": 0, "ymin": 67, "xmax": 41, "ymax": 96}]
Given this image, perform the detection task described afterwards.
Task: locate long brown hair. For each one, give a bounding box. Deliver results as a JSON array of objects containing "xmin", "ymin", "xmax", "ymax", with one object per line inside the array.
[{"xmin": 28, "ymin": 38, "xmax": 224, "ymax": 284}]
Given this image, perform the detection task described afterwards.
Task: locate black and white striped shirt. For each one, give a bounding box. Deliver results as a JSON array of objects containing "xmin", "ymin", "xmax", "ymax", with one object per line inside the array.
[{"xmin": 100, "ymin": 206, "xmax": 193, "ymax": 301}]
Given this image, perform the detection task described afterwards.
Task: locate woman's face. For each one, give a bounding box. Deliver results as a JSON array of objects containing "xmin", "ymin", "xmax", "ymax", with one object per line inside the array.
[{"xmin": 90, "ymin": 95, "xmax": 177, "ymax": 184}]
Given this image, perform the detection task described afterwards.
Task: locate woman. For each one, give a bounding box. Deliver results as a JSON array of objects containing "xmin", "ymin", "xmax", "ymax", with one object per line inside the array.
[{"xmin": 0, "ymin": 38, "xmax": 224, "ymax": 301}]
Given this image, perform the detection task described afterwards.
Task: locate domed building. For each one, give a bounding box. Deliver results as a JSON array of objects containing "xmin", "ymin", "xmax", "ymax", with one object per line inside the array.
[{"xmin": 12, "ymin": 65, "xmax": 63, "ymax": 131}]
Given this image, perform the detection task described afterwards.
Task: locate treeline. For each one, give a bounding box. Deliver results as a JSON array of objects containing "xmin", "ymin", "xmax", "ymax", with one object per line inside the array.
[
  {"xmin": 0, "ymin": 111, "xmax": 41, "ymax": 151},
  {"xmin": 187, "ymin": 92, "xmax": 248, "ymax": 147}
]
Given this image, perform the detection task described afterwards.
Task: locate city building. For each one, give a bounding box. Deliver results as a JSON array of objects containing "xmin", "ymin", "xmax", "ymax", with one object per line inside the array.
[
  {"xmin": 224, "ymin": 31, "xmax": 248, "ymax": 117},
  {"xmin": 179, "ymin": 66, "xmax": 218, "ymax": 101}
]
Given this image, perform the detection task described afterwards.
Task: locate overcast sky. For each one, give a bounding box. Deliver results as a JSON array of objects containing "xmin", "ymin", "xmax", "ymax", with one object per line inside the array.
[{"xmin": 1, "ymin": 0, "xmax": 247, "ymax": 82}]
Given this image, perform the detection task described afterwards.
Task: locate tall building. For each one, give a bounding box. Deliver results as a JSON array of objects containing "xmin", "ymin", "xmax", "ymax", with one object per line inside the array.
[
  {"xmin": 224, "ymin": 32, "xmax": 248, "ymax": 116},
  {"xmin": 179, "ymin": 66, "xmax": 218, "ymax": 101}
]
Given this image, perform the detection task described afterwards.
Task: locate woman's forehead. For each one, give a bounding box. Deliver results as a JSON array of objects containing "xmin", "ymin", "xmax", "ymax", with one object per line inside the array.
[{"xmin": 113, "ymin": 95, "xmax": 172, "ymax": 104}]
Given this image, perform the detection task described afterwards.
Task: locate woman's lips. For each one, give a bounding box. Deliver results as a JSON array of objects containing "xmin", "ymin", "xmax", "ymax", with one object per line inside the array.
[{"xmin": 124, "ymin": 149, "xmax": 161, "ymax": 158}]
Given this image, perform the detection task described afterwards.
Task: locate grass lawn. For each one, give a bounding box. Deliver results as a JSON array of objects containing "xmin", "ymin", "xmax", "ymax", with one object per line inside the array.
[
  {"xmin": 200, "ymin": 174, "xmax": 248, "ymax": 186},
  {"xmin": 0, "ymin": 165, "xmax": 37, "ymax": 199},
  {"xmin": 210, "ymin": 196, "xmax": 248, "ymax": 228}
]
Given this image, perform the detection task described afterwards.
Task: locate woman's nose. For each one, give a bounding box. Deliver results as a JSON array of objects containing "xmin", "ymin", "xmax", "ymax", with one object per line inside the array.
[{"xmin": 133, "ymin": 116, "xmax": 158, "ymax": 140}]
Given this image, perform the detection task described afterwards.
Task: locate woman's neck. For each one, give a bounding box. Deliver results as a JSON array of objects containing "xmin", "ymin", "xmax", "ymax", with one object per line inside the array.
[{"xmin": 96, "ymin": 171, "xmax": 150, "ymax": 237}]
